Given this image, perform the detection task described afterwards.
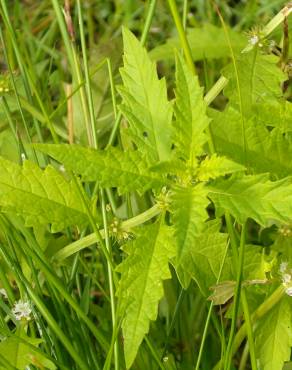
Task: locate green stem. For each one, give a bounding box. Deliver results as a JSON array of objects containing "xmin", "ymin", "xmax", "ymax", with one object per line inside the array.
[
  {"xmin": 101, "ymin": 188, "xmax": 119, "ymax": 370},
  {"xmin": 217, "ymin": 6, "xmax": 246, "ymax": 165},
  {"xmin": 141, "ymin": 0, "xmax": 157, "ymax": 46},
  {"xmin": 0, "ymin": 3, "xmax": 44, "ymax": 151},
  {"xmin": 167, "ymin": 0, "xmax": 196, "ymax": 75},
  {"xmin": 239, "ymin": 341, "xmax": 249, "ymax": 370},
  {"xmin": 194, "ymin": 239, "xmax": 230, "ymax": 370},
  {"xmin": 77, "ymin": 0, "xmax": 98, "ymax": 148},
  {"xmin": 234, "ymin": 286, "xmax": 285, "ymax": 353},
  {"xmin": 0, "ymin": 26, "xmax": 38, "ymax": 163},
  {"xmin": 13, "ymin": 227, "xmax": 109, "ymax": 351},
  {"xmin": 54, "ymin": 204, "xmax": 162, "ymax": 261},
  {"xmin": 204, "ymin": 76, "xmax": 228, "ymax": 106},
  {"xmin": 214, "ymin": 286, "xmax": 285, "ymax": 370},
  {"xmin": 182, "ymin": 0, "xmax": 188, "ymax": 30},
  {"xmin": 161, "ymin": 289, "xmax": 185, "ymax": 360},
  {"xmin": 24, "ymin": 281, "xmax": 90, "ymax": 370},
  {"xmin": 224, "ymin": 222, "xmax": 246, "ymax": 370},
  {"xmin": 241, "ymin": 288, "xmax": 257, "ymax": 370},
  {"xmin": 225, "ymin": 214, "xmax": 257, "ymax": 370},
  {"xmin": 144, "ymin": 336, "xmax": 165, "ymax": 370},
  {"xmin": 72, "ymin": 176, "xmax": 114, "ymax": 271}
]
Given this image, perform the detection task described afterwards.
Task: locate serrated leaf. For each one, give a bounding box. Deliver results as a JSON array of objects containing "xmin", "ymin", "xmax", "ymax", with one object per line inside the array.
[
  {"xmin": 170, "ymin": 185, "xmax": 233, "ymax": 292},
  {"xmin": 150, "ymin": 24, "xmax": 246, "ymax": 61},
  {"xmin": 0, "ymin": 157, "xmax": 88, "ymax": 232},
  {"xmin": 208, "ymin": 174, "xmax": 292, "ymax": 226},
  {"xmin": 197, "ymin": 154, "xmax": 245, "ymax": 181},
  {"xmin": 210, "ymin": 106, "xmax": 292, "ymax": 179},
  {"xmin": 223, "ymin": 52, "xmax": 285, "ymax": 116},
  {"xmin": 170, "ymin": 184, "xmax": 209, "ymax": 288},
  {"xmin": 253, "ymin": 100, "xmax": 292, "ymax": 133},
  {"xmin": 118, "ymin": 27, "xmax": 172, "ymax": 162},
  {"xmin": 174, "ymin": 54, "xmax": 210, "ymax": 163},
  {"xmin": 34, "ymin": 144, "xmax": 166, "ymax": 195},
  {"xmin": 149, "ymin": 158, "xmax": 187, "ymax": 176},
  {"xmin": 255, "ymin": 298, "xmax": 292, "ymax": 370},
  {"xmin": 173, "ymin": 220, "xmax": 230, "ymax": 294},
  {"xmin": 0, "ymin": 334, "xmax": 56, "ymax": 370},
  {"xmin": 117, "ymin": 220, "xmax": 175, "ymax": 368}
]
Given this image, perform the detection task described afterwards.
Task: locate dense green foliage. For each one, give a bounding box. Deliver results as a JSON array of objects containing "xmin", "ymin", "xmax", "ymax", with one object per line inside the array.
[{"xmin": 0, "ymin": 1, "xmax": 292, "ymax": 370}]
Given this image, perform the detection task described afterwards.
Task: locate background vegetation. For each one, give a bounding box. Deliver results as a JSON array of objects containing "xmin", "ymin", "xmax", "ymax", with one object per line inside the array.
[{"xmin": 0, "ymin": 1, "xmax": 292, "ymax": 369}]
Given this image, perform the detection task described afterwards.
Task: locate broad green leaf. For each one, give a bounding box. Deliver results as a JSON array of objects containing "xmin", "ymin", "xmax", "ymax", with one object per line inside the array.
[
  {"xmin": 170, "ymin": 184, "xmax": 209, "ymax": 288},
  {"xmin": 118, "ymin": 27, "xmax": 172, "ymax": 162},
  {"xmin": 149, "ymin": 158, "xmax": 187, "ymax": 177},
  {"xmin": 273, "ymin": 230, "xmax": 292, "ymax": 264},
  {"xmin": 223, "ymin": 52, "xmax": 285, "ymax": 116},
  {"xmin": 255, "ymin": 298, "xmax": 292, "ymax": 370},
  {"xmin": 210, "ymin": 106, "xmax": 292, "ymax": 179},
  {"xmin": 207, "ymin": 245, "xmax": 268, "ymax": 304},
  {"xmin": 208, "ymin": 281, "xmax": 236, "ymax": 305},
  {"xmin": 208, "ymin": 174, "xmax": 292, "ymax": 226},
  {"xmin": 34, "ymin": 144, "xmax": 166, "ymax": 195},
  {"xmin": 173, "ymin": 220, "xmax": 230, "ymax": 294},
  {"xmin": 150, "ymin": 24, "xmax": 246, "ymax": 61},
  {"xmin": 243, "ymin": 245, "xmax": 268, "ymax": 281},
  {"xmin": 208, "ymin": 278, "xmax": 269, "ymax": 306},
  {"xmin": 174, "ymin": 54, "xmax": 209, "ymax": 163},
  {"xmin": 0, "ymin": 335, "xmax": 56, "ymax": 370},
  {"xmin": 117, "ymin": 220, "xmax": 175, "ymax": 368},
  {"xmin": 0, "ymin": 157, "xmax": 88, "ymax": 232},
  {"xmin": 253, "ymin": 100, "xmax": 292, "ymax": 133},
  {"xmin": 196, "ymin": 154, "xmax": 245, "ymax": 181}
]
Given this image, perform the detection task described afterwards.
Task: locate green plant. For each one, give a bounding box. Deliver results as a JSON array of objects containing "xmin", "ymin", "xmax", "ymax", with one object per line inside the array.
[{"xmin": 0, "ymin": 1, "xmax": 292, "ymax": 370}]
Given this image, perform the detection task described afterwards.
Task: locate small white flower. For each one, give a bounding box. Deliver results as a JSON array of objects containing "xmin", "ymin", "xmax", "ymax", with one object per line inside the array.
[
  {"xmin": 249, "ymin": 35, "xmax": 259, "ymax": 46},
  {"xmin": 285, "ymin": 287, "xmax": 292, "ymax": 296},
  {"xmin": 150, "ymin": 27, "xmax": 161, "ymax": 34},
  {"xmin": 12, "ymin": 300, "xmax": 32, "ymax": 321},
  {"xmin": 280, "ymin": 262, "xmax": 288, "ymax": 273},
  {"xmin": 163, "ymin": 356, "xmax": 169, "ymax": 362},
  {"xmin": 59, "ymin": 164, "xmax": 65, "ymax": 173},
  {"xmin": 282, "ymin": 273, "xmax": 291, "ymax": 284},
  {"xmin": 21, "ymin": 152, "xmax": 26, "ymax": 162},
  {"xmin": 0, "ymin": 289, "xmax": 7, "ymax": 299}
]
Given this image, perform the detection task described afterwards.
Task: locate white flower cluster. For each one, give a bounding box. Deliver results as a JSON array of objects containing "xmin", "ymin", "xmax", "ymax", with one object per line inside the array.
[
  {"xmin": 12, "ymin": 300, "xmax": 32, "ymax": 321},
  {"xmin": 249, "ymin": 35, "xmax": 259, "ymax": 46},
  {"xmin": 280, "ymin": 262, "xmax": 292, "ymax": 296}
]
